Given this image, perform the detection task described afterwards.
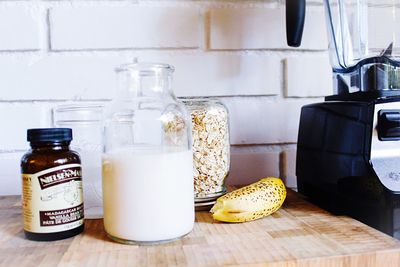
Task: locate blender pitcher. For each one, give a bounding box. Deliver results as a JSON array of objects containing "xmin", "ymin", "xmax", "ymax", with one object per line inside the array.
[
  {"xmin": 286, "ymin": 0, "xmax": 400, "ymax": 238},
  {"xmin": 287, "ymin": 0, "xmax": 400, "ymax": 96}
]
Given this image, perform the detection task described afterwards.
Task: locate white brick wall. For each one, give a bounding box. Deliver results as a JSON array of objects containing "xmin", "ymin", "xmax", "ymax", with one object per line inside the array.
[
  {"xmin": 0, "ymin": 6, "xmax": 42, "ymax": 51},
  {"xmin": 0, "ymin": 102, "xmax": 53, "ymax": 150},
  {"xmin": 285, "ymin": 56, "xmax": 332, "ymax": 97},
  {"xmin": 223, "ymin": 97, "xmax": 321, "ymax": 145},
  {"xmin": 230, "ymin": 150, "xmax": 280, "ymax": 186},
  {"xmin": 0, "ymin": 54, "xmax": 127, "ymax": 100},
  {"xmin": 0, "ymin": 0, "xmax": 332, "ymax": 195},
  {"xmin": 209, "ymin": 8, "xmax": 327, "ymax": 50},
  {"xmin": 50, "ymin": 6, "xmax": 200, "ymax": 50}
]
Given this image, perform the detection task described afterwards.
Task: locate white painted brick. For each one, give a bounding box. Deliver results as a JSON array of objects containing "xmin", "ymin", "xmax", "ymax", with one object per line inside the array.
[
  {"xmin": 0, "ymin": 53, "xmax": 279, "ymax": 100},
  {"xmin": 0, "ymin": 6, "xmax": 41, "ymax": 50},
  {"xmin": 280, "ymin": 149, "xmax": 297, "ymax": 189},
  {"xmin": 209, "ymin": 8, "xmax": 327, "ymax": 50},
  {"xmin": 227, "ymin": 151, "xmax": 279, "ymax": 186},
  {"xmin": 222, "ymin": 97, "xmax": 322, "ymax": 145},
  {"xmin": 50, "ymin": 6, "xmax": 200, "ymax": 50},
  {"xmin": 0, "ymin": 103, "xmax": 53, "ymax": 150},
  {"xmin": 285, "ymin": 56, "xmax": 333, "ymax": 97},
  {"xmin": 0, "ymin": 152, "xmax": 23, "ymax": 195},
  {"xmin": 0, "ymin": 54, "xmax": 127, "ymax": 100},
  {"xmin": 302, "ymin": 7, "xmax": 330, "ymax": 50},
  {"xmin": 138, "ymin": 53, "xmax": 280, "ymax": 97}
]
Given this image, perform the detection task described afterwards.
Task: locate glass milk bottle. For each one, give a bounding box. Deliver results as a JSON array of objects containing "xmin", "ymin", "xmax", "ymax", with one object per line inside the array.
[
  {"xmin": 53, "ymin": 104, "xmax": 104, "ymax": 219},
  {"xmin": 103, "ymin": 63, "xmax": 194, "ymax": 244}
]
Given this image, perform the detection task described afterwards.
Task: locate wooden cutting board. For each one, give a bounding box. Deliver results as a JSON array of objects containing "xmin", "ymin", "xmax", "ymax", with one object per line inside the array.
[{"xmin": 1, "ymin": 190, "xmax": 400, "ymax": 267}]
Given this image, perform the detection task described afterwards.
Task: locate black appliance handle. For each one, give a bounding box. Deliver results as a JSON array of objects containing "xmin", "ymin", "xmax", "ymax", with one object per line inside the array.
[{"xmin": 286, "ymin": 0, "xmax": 306, "ymax": 47}]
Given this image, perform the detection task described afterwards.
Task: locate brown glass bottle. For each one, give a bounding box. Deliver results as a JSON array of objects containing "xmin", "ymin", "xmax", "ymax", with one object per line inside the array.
[{"xmin": 21, "ymin": 128, "xmax": 84, "ymax": 241}]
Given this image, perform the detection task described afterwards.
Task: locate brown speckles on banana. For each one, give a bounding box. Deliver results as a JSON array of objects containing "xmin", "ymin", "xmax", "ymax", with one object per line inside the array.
[{"xmin": 210, "ymin": 177, "xmax": 286, "ymax": 223}]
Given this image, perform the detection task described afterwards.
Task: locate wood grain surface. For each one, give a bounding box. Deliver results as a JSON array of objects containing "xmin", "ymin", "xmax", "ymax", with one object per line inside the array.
[{"xmin": 1, "ymin": 191, "xmax": 400, "ymax": 267}]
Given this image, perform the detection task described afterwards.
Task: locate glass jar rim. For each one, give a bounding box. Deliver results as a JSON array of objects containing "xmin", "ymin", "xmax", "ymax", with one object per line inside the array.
[
  {"xmin": 115, "ymin": 62, "xmax": 175, "ymax": 75},
  {"xmin": 53, "ymin": 103, "xmax": 104, "ymax": 113},
  {"xmin": 53, "ymin": 103, "xmax": 104, "ymax": 124},
  {"xmin": 179, "ymin": 96, "xmax": 222, "ymax": 105}
]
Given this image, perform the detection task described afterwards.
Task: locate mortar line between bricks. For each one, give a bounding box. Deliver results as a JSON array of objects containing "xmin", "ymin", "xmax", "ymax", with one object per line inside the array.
[
  {"xmin": 0, "ymin": 49, "xmax": 328, "ymax": 57},
  {"xmin": 232, "ymin": 143, "xmax": 297, "ymax": 147},
  {"xmin": 0, "ymin": 96, "xmax": 279, "ymax": 103},
  {"xmin": 0, "ymin": 50, "xmax": 40, "ymax": 54},
  {"xmin": 231, "ymin": 144, "xmax": 297, "ymax": 154},
  {"xmin": 0, "ymin": 95, "xmax": 325, "ymax": 103},
  {"xmin": 207, "ymin": 49, "xmax": 328, "ymax": 53},
  {"xmin": 46, "ymin": 48, "xmax": 328, "ymax": 53},
  {"xmin": 49, "ymin": 47, "xmax": 201, "ymax": 53},
  {"xmin": 0, "ymin": 146, "xmax": 294, "ymax": 154},
  {"xmin": 39, "ymin": 0, "xmax": 322, "ymax": 9},
  {"xmin": 0, "ymin": 150, "xmax": 26, "ymax": 154},
  {"xmin": 201, "ymin": 7, "xmax": 210, "ymax": 51},
  {"xmin": 0, "ymin": 96, "xmax": 278, "ymax": 103},
  {"xmin": 45, "ymin": 8, "xmax": 51, "ymax": 51},
  {"xmin": 0, "ymin": 100, "xmax": 111, "ymax": 103},
  {"xmin": 45, "ymin": 0, "xmax": 283, "ymax": 8}
]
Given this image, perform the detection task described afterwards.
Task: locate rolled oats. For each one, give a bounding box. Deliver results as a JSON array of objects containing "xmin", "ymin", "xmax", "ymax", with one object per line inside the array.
[
  {"xmin": 162, "ymin": 110, "xmax": 187, "ymax": 146},
  {"xmin": 183, "ymin": 99, "xmax": 230, "ymax": 200}
]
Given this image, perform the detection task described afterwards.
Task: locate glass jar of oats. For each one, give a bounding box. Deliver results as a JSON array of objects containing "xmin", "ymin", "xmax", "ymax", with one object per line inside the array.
[{"xmin": 181, "ymin": 97, "xmax": 230, "ymax": 210}]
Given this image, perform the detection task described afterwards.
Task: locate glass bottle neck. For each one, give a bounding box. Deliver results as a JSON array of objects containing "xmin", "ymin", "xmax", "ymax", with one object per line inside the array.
[
  {"xmin": 116, "ymin": 64, "xmax": 175, "ymax": 100},
  {"xmin": 30, "ymin": 142, "xmax": 71, "ymax": 151}
]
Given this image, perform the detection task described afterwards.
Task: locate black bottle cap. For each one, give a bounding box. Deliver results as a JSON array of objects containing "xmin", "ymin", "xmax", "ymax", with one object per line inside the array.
[{"xmin": 27, "ymin": 128, "xmax": 72, "ymax": 143}]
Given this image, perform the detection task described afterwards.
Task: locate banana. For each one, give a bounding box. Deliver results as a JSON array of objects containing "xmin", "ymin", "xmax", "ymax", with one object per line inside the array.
[{"xmin": 210, "ymin": 177, "xmax": 286, "ymax": 223}]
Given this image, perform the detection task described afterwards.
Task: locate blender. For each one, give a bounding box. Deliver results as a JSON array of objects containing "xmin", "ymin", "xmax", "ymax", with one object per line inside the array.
[{"xmin": 287, "ymin": 0, "xmax": 400, "ymax": 238}]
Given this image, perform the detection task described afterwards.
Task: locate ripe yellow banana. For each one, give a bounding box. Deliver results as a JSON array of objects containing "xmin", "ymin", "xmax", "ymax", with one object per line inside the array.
[{"xmin": 210, "ymin": 177, "xmax": 286, "ymax": 223}]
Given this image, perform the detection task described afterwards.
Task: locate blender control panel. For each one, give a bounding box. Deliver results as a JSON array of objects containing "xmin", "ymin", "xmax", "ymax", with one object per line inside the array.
[
  {"xmin": 378, "ymin": 110, "xmax": 400, "ymax": 141},
  {"xmin": 372, "ymin": 103, "xmax": 400, "ymax": 192}
]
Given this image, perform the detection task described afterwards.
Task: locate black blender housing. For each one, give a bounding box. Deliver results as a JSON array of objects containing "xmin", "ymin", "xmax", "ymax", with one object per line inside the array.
[{"xmin": 286, "ymin": 0, "xmax": 400, "ymax": 238}]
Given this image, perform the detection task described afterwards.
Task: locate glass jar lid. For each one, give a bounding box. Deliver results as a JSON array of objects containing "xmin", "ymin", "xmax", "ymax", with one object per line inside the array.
[
  {"xmin": 115, "ymin": 63, "xmax": 174, "ymax": 76},
  {"xmin": 53, "ymin": 103, "xmax": 104, "ymax": 125}
]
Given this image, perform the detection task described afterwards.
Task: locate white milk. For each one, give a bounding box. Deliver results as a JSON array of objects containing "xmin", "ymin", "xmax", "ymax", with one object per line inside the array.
[{"xmin": 102, "ymin": 148, "xmax": 194, "ymax": 243}]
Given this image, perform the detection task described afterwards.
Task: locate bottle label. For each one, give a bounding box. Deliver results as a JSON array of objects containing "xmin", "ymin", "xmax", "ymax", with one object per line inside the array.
[{"xmin": 22, "ymin": 164, "xmax": 84, "ymax": 233}]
